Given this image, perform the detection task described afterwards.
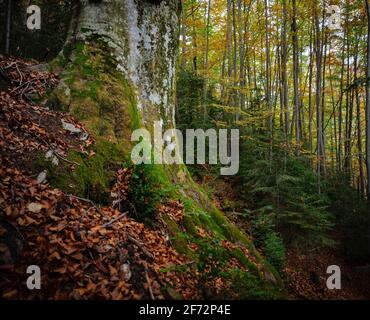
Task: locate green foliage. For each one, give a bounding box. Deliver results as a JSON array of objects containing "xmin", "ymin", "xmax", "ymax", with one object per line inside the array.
[
  {"xmin": 246, "ymin": 211, "xmax": 285, "ymax": 269},
  {"xmin": 33, "ymin": 140, "xmax": 126, "ymax": 205},
  {"xmin": 263, "ymin": 232, "xmax": 286, "ymax": 270},
  {"xmin": 176, "ymin": 70, "xmax": 205, "ymax": 131},
  {"xmin": 220, "ymin": 268, "xmax": 281, "ymax": 300},
  {"xmin": 327, "ymin": 176, "xmax": 370, "ymax": 261},
  {"xmin": 177, "ymin": 70, "xmax": 227, "ymax": 132},
  {"xmin": 176, "ymin": 70, "xmax": 225, "ymax": 178},
  {"xmin": 128, "ymin": 164, "xmax": 169, "ymax": 223},
  {"xmin": 238, "ymin": 134, "xmax": 334, "ymax": 249},
  {"xmin": 191, "ymin": 234, "xmax": 281, "ymax": 299}
]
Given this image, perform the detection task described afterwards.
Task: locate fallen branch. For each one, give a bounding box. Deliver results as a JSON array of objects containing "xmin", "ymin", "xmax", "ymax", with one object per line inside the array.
[
  {"xmin": 126, "ymin": 233, "xmax": 154, "ymax": 260},
  {"xmin": 52, "ymin": 149, "xmax": 80, "ymax": 167},
  {"xmin": 145, "ymin": 268, "xmax": 155, "ymax": 300},
  {"xmin": 15, "ymin": 63, "xmax": 23, "ymax": 86},
  {"xmin": 67, "ymin": 194, "xmax": 101, "ymax": 213},
  {"xmin": 102, "ymin": 212, "xmax": 128, "ymax": 228},
  {"xmin": 9, "ymin": 79, "xmax": 33, "ymax": 94}
]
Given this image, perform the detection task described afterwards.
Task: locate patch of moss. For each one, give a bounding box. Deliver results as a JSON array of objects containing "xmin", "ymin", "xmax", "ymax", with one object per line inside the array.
[
  {"xmin": 219, "ymin": 268, "xmax": 281, "ymax": 300},
  {"xmin": 43, "ymin": 140, "xmax": 127, "ymax": 204}
]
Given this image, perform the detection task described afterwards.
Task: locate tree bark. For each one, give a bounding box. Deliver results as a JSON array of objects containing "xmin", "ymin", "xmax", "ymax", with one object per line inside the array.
[
  {"xmin": 55, "ymin": 0, "xmax": 181, "ymax": 135},
  {"xmin": 314, "ymin": 5, "xmax": 323, "ymax": 193},
  {"xmin": 365, "ymin": 0, "xmax": 370, "ymax": 199},
  {"xmin": 202, "ymin": 0, "xmax": 211, "ymax": 123},
  {"xmin": 281, "ymin": 0, "xmax": 289, "ymax": 143},
  {"xmin": 5, "ymin": 0, "xmax": 12, "ymax": 55},
  {"xmin": 292, "ymin": 0, "xmax": 300, "ymax": 154},
  {"xmin": 308, "ymin": 23, "xmax": 314, "ymax": 154},
  {"xmin": 264, "ymin": 0, "xmax": 272, "ymax": 132}
]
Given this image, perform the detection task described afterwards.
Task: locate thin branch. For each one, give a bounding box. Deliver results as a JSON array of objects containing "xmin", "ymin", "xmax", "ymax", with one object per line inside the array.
[
  {"xmin": 102, "ymin": 212, "xmax": 128, "ymax": 228},
  {"xmin": 126, "ymin": 233, "xmax": 154, "ymax": 260},
  {"xmin": 67, "ymin": 194, "xmax": 101, "ymax": 213},
  {"xmin": 144, "ymin": 264, "xmax": 155, "ymax": 300}
]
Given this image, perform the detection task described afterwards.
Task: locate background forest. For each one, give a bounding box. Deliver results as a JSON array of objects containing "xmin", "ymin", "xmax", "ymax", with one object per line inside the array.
[
  {"xmin": 177, "ymin": 0, "xmax": 370, "ymax": 262},
  {"xmin": 177, "ymin": 0, "xmax": 370, "ymax": 297},
  {"xmin": 1, "ymin": 0, "xmax": 370, "ymax": 299}
]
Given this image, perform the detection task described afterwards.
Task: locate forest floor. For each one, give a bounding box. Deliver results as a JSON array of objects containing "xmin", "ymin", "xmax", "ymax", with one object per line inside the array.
[
  {"xmin": 1, "ymin": 56, "xmax": 369, "ymax": 300},
  {"xmin": 207, "ymin": 178, "xmax": 370, "ymax": 300},
  {"xmin": 0, "ymin": 56, "xmax": 201, "ymax": 300},
  {"xmin": 0, "ymin": 55, "xmax": 280, "ymax": 301}
]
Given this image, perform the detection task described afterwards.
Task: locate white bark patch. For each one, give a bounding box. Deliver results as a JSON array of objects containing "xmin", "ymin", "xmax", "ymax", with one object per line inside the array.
[{"xmin": 76, "ymin": 0, "xmax": 180, "ymax": 128}]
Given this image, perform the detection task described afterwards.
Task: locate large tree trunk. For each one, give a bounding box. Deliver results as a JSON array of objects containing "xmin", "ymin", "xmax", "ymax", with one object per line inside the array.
[
  {"xmin": 49, "ymin": 0, "xmax": 281, "ymax": 296},
  {"xmin": 92, "ymin": 0, "xmax": 177, "ymax": 125}
]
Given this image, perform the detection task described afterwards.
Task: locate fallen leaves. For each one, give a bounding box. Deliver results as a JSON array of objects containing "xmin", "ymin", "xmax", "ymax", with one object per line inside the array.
[
  {"xmin": 0, "ymin": 56, "xmax": 200, "ymax": 300},
  {"xmin": 111, "ymin": 168, "xmax": 132, "ymax": 211},
  {"xmin": 158, "ymin": 200, "xmax": 184, "ymax": 224}
]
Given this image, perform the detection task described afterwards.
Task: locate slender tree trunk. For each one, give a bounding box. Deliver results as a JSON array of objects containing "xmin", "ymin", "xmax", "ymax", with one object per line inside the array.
[
  {"xmin": 314, "ymin": 5, "xmax": 323, "ymax": 193},
  {"xmin": 202, "ymin": 0, "xmax": 211, "ymax": 123},
  {"xmin": 226, "ymin": 0, "xmax": 233, "ymax": 108},
  {"xmin": 281, "ymin": 0, "xmax": 289, "ymax": 143},
  {"xmin": 239, "ymin": 0, "xmax": 250, "ymax": 112},
  {"xmin": 355, "ymin": 69, "xmax": 365, "ymax": 196},
  {"xmin": 232, "ymin": 0, "xmax": 239, "ymax": 120},
  {"xmin": 338, "ymin": 41, "xmax": 345, "ymax": 172},
  {"xmin": 5, "ymin": 0, "xmax": 12, "ymax": 55},
  {"xmin": 329, "ymin": 60, "xmax": 338, "ymax": 172},
  {"xmin": 308, "ymin": 23, "xmax": 314, "ymax": 154},
  {"xmin": 344, "ymin": 6, "xmax": 352, "ymax": 178},
  {"xmin": 180, "ymin": 8, "xmax": 187, "ymax": 70},
  {"xmin": 321, "ymin": 28, "xmax": 328, "ymax": 174},
  {"xmin": 264, "ymin": 0, "xmax": 272, "ymax": 132},
  {"xmin": 191, "ymin": 2, "xmax": 198, "ymax": 74},
  {"xmin": 292, "ymin": 0, "xmax": 300, "ymax": 154},
  {"xmin": 365, "ymin": 0, "xmax": 370, "ymax": 199}
]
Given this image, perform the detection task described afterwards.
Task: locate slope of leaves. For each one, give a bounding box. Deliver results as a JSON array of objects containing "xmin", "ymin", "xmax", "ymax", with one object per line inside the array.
[
  {"xmin": 0, "ymin": 57, "xmax": 200, "ymax": 300},
  {"xmin": 0, "ymin": 56, "xmax": 275, "ymax": 300}
]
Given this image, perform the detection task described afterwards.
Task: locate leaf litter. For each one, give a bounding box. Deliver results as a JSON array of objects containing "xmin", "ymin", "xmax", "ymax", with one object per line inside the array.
[
  {"xmin": 0, "ymin": 56, "xmax": 260, "ymax": 300},
  {"xmin": 0, "ymin": 56, "xmax": 200, "ymax": 300}
]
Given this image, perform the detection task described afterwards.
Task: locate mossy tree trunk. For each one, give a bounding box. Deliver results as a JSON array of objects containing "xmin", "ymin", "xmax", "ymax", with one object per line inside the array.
[
  {"xmin": 50, "ymin": 0, "xmax": 284, "ymax": 298},
  {"xmin": 54, "ymin": 0, "xmax": 181, "ymax": 143}
]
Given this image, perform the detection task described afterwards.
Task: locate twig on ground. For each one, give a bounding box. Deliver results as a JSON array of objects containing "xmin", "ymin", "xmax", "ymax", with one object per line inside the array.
[
  {"xmin": 126, "ymin": 233, "xmax": 154, "ymax": 260},
  {"xmin": 15, "ymin": 63, "xmax": 23, "ymax": 85},
  {"xmin": 102, "ymin": 212, "xmax": 128, "ymax": 228},
  {"xmin": 52, "ymin": 149, "xmax": 80, "ymax": 167},
  {"xmin": 67, "ymin": 194, "xmax": 101, "ymax": 213},
  {"xmin": 144, "ymin": 264, "xmax": 155, "ymax": 300}
]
